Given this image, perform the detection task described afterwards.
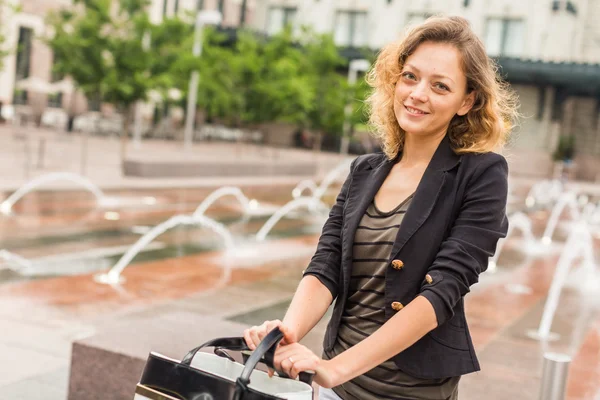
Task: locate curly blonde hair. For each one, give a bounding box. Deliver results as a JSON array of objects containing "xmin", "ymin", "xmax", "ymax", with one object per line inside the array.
[{"xmin": 366, "ymin": 15, "xmax": 519, "ymax": 159}]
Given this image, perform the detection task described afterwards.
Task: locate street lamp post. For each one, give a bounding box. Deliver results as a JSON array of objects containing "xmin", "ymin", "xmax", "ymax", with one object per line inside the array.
[
  {"xmin": 183, "ymin": 10, "xmax": 222, "ymax": 150},
  {"xmin": 340, "ymin": 59, "xmax": 370, "ymax": 155},
  {"xmin": 133, "ymin": 30, "xmax": 152, "ymax": 149}
]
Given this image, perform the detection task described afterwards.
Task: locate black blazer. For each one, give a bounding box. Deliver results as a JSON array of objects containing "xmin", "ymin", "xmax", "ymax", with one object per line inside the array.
[{"xmin": 303, "ymin": 135, "xmax": 509, "ymax": 379}]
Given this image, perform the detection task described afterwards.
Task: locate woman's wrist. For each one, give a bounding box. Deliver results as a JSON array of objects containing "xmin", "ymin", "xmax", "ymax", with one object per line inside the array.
[{"xmin": 322, "ymin": 357, "xmax": 348, "ymax": 388}]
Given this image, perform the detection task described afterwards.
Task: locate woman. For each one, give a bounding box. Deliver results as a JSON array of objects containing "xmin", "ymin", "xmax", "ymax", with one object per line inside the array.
[{"xmin": 244, "ymin": 15, "xmax": 518, "ymax": 399}]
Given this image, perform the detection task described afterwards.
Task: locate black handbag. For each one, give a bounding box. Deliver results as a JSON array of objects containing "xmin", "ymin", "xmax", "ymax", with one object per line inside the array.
[{"xmin": 135, "ymin": 327, "xmax": 314, "ymax": 400}]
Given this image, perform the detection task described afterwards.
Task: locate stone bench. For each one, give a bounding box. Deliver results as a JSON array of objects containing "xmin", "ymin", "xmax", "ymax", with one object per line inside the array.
[
  {"xmin": 123, "ymin": 160, "xmax": 317, "ymax": 178},
  {"xmin": 67, "ymin": 312, "xmax": 252, "ymax": 400}
]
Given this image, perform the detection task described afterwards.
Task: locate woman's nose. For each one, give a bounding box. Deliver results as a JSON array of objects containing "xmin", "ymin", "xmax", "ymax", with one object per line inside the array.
[{"xmin": 410, "ymin": 83, "xmax": 429, "ymax": 103}]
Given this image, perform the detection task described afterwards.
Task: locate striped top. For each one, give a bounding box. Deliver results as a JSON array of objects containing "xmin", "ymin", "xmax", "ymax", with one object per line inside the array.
[{"xmin": 323, "ymin": 195, "xmax": 460, "ymax": 400}]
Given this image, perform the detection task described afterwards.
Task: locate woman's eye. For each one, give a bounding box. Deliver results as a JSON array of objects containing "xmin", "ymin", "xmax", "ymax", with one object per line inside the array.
[
  {"xmin": 401, "ymin": 72, "xmax": 416, "ymax": 80},
  {"xmin": 434, "ymin": 83, "xmax": 449, "ymax": 91}
]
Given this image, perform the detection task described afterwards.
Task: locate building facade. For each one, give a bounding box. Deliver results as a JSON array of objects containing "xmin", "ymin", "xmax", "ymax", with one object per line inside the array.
[
  {"xmin": 252, "ymin": 0, "xmax": 600, "ymax": 179},
  {"xmin": 0, "ymin": 0, "xmax": 598, "ymax": 179},
  {"xmin": 0, "ymin": 0, "xmax": 257, "ymax": 122},
  {"xmin": 252, "ymin": 0, "xmax": 599, "ymax": 62}
]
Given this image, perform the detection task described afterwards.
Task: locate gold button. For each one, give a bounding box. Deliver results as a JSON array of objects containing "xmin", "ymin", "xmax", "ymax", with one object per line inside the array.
[
  {"xmin": 425, "ymin": 274, "xmax": 433, "ymax": 284},
  {"xmin": 391, "ymin": 260, "xmax": 404, "ymax": 270},
  {"xmin": 391, "ymin": 301, "xmax": 404, "ymax": 311}
]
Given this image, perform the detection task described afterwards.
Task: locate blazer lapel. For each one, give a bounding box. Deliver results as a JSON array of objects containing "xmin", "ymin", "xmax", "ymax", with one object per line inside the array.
[
  {"xmin": 388, "ymin": 135, "xmax": 461, "ymax": 260},
  {"xmin": 342, "ymin": 154, "xmax": 394, "ymax": 289}
]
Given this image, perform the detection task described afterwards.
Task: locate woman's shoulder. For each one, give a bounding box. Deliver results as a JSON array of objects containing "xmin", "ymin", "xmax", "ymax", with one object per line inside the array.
[
  {"xmin": 457, "ymin": 151, "xmax": 509, "ymax": 189},
  {"xmin": 351, "ymin": 152, "xmax": 388, "ymax": 170},
  {"xmin": 460, "ymin": 151, "xmax": 508, "ymax": 172}
]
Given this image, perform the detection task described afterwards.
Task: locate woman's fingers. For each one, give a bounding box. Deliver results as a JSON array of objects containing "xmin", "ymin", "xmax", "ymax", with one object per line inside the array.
[
  {"xmin": 272, "ymin": 343, "xmax": 321, "ymax": 379},
  {"xmin": 248, "ymin": 325, "xmax": 264, "ymax": 350},
  {"xmin": 279, "ymin": 356, "xmax": 294, "ymax": 377},
  {"xmin": 244, "ymin": 321, "xmax": 266, "ymax": 350},
  {"xmin": 243, "ymin": 320, "xmax": 285, "ymax": 350},
  {"xmin": 288, "ymin": 357, "xmax": 319, "ymax": 380},
  {"xmin": 266, "ymin": 319, "xmax": 282, "ymax": 332},
  {"xmin": 243, "ymin": 328, "xmax": 254, "ymax": 350}
]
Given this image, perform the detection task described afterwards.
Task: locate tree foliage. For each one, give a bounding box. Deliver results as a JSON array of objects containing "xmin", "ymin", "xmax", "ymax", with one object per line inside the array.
[
  {"xmin": 46, "ymin": 0, "xmax": 193, "ymax": 161},
  {"xmin": 193, "ymin": 26, "xmax": 365, "ymax": 140},
  {"xmin": 303, "ymin": 30, "xmax": 348, "ymax": 135},
  {"xmin": 0, "ymin": 0, "xmax": 21, "ymax": 72},
  {"xmin": 46, "ymin": 1, "xmax": 110, "ymax": 98},
  {"xmin": 46, "ymin": 3, "xmax": 372, "ymax": 147},
  {"xmin": 0, "ymin": 1, "xmax": 7, "ymax": 71}
]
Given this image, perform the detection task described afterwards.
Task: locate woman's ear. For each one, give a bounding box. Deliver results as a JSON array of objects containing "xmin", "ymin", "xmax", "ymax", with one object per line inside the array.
[{"xmin": 457, "ymin": 91, "xmax": 476, "ymax": 116}]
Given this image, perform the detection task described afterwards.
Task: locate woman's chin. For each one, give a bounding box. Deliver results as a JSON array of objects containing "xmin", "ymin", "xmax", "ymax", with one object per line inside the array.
[{"xmin": 398, "ymin": 120, "xmax": 425, "ymax": 134}]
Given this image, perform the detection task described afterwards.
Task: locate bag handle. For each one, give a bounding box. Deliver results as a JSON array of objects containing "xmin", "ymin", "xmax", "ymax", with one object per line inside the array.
[
  {"xmin": 180, "ymin": 328, "xmax": 314, "ymax": 387},
  {"xmin": 234, "ymin": 327, "xmax": 289, "ymax": 399},
  {"xmin": 182, "ymin": 336, "xmax": 254, "ymax": 365}
]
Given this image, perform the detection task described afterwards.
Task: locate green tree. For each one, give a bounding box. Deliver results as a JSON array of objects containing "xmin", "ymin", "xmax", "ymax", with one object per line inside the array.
[
  {"xmin": 46, "ymin": 1, "xmax": 110, "ymax": 103},
  {"xmin": 302, "ymin": 30, "xmax": 348, "ymax": 150},
  {"xmin": 169, "ymin": 26, "xmax": 243, "ymax": 124},
  {"xmin": 100, "ymin": 1, "xmax": 154, "ymax": 161},
  {"xmin": 47, "ymin": 0, "xmax": 170, "ymax": 164},
  {"xmin": 0, "ymin": 0, "xmax": 8, "ymax": 71},
  {"xmin": 184, "ymin": 27, "xmax": 315, "ymax": 129},
  {"xmin": 146, "ymin": 15, "xmax": 194, "ymax": 108},
  {"xmin": 246, "ymin": 27, "xmax": 314, "ymax": 125},
  {"xmin": 0, "ymin": 0, "xmax": 21, "ymax": 72}
]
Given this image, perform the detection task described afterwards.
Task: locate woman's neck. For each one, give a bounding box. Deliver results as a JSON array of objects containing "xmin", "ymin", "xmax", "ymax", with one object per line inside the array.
[{"xmin": 400, "ymin": 131, "xmax": 446, "ymax": 167}]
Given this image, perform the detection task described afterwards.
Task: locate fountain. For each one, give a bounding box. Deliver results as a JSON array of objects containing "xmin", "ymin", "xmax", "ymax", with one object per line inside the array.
[
  {"xmin": 0, "ymin": 172, "xmax": 107, "ymax": 215},
  {"xmin": 488, "ymin": 212, "xmax": 536, "ymax": 273},
  {"xmin": 255, "ymin": 197, "xmax": 329, "ymax": 242},
  {"xmin": 94, "ymin": 214, "xmax": 234, "ymax": 285},
  {"xmin": 193, "ymin": 187, "xmax": 258, "ymax": 218},
  {"xmin": 0, "ymin": 250, "xmax": 32, "ymax": 272},
  {"xmin": 292, "ymin": 159, "xmax": 352, "ymax": 201},
  {"xmin": 591, "ymin": 202, "xmax": 600, "ymax": 224},
  {"xmin": 526, "ymin": 219, "xmax": 597, "ymax": 341},
  {"xmin": 541, "ymin": 192, "xmax": 581, "ymax": 245},
  {"xmin": 292, "ymin": 180, "xmax": 319, "ymax": 199},
  {"xmin": 525, "ymin": 179, "xmax": 563, "ymax": 209}
]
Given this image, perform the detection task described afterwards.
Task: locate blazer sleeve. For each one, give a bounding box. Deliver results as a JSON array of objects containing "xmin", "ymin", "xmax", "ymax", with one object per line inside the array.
[
  {"xmin": 302, "ymin": 158, "xmax": 356, "ymax": 301},
  {"xmin": 420, "ymin": 154, "xmax": 509, "ymax": 327}
]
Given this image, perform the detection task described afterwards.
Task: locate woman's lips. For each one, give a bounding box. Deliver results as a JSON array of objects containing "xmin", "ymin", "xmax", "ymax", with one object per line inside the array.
[{"xmin": 404, "ymin": 105, "xmax": 429, "ymax": 116}]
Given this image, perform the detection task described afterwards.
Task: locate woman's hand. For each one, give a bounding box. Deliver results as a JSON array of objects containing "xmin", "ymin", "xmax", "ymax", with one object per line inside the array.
[
  {"xmin": 275, "ymin": 343, "xmax": 341, "ymax": 389},
  {"xmin": 243, "ymin": 320, "xmax": 297, "ymax": 351}
]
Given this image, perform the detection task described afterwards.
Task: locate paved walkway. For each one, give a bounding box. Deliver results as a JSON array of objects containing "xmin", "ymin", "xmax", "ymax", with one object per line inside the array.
[
  {"xmin": 0, "ymin": 125, "xmax": 348, "ymax": 192},
  {"xmin": 3, "ymin": 124, "xmax": 600, "ymax": 201},
  {"xmin": 0, "ymin": 187, "xmax": 599, "ymax": 399},
  {"xmin": 2, "ymin": 125, "xmax": 600, "ymax": 399}
]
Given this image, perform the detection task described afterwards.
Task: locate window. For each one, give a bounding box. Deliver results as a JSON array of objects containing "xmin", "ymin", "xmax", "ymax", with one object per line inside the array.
[
  {"xmin": 334, "ymin": 11, "xmax": 367, "ymax": 47},
  {"xmin": 239, "ymin": 0, "xmax": 248, "ymax": 25},
  {"xmin": 196, "ymin": 0, "xmax": 204, "ymax": 12},
  {"xmin": 406, "ymin": 12, "xmax": 434, "ymax": 26},
  {"xmin": 266, "ymin": 7, "xmax": 297, "ymax": 35},
  {"xmin": 174, "ymin": 0, "xmax": 179, "ymax": 14},
  {"xmin": 162, "ymin": 0, "xmax": 168, "ymax": 17},
  {"xmin": 484, "ymin": 18, "xmax": 525, "ymax": 57},
  {"xmin": 13, "ymin": 26, "xmax": 33, "ymax": 105},
  {"xmin": 218, "ymin": 0, "xmax": 225, "ymax": 22},
  {"xmin": 552, "ymin": 0, "xmax": 578, "ymax": 14}
]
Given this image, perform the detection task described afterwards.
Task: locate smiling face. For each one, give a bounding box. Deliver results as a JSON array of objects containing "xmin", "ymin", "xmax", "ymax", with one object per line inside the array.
[{"xmin": 394, "ymin": 41, "xmax": 475, "ymax": 141}]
